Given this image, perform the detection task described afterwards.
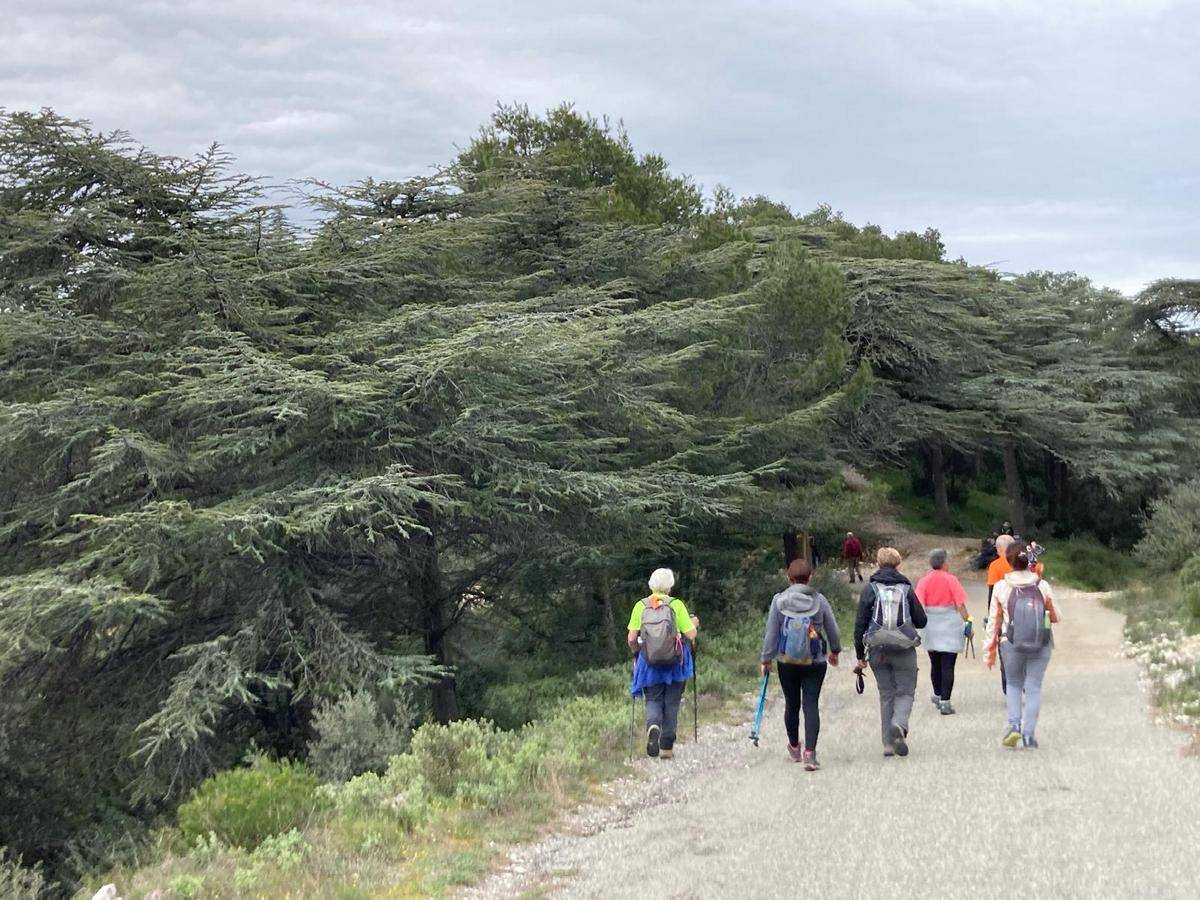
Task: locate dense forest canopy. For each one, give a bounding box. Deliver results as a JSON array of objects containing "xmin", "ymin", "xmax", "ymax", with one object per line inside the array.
[{"xmin": 1, "ymin": 103, "xmax": 1197, "ymax": 889}]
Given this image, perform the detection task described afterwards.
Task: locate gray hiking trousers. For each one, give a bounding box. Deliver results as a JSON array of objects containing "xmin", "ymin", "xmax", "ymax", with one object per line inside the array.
[
  {"xmin": 868, "ymin": 647, "xmax": 918, "ymax": 744},
  {"xmin": 1001, "ymin": 642, "xmax": 1052, "ymax": 738},
  {"xmin": 643, "ymin": 680, "xmax": 686, "ymax": 749}
]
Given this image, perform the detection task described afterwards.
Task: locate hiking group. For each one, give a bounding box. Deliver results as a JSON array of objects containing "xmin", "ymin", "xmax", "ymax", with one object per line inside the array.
[{"xmin": 628, "ymin": 534, "xmax": 1058, "ymax": 767}]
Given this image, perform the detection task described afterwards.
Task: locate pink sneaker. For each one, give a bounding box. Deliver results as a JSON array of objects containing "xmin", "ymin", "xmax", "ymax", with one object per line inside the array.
[
  {"xmin": 787, "ymin": 743, "xmax": 804, "ymax": 762},
  {"xmin": 802, "ymin": 750, "xmax": 820, "ymax": 771}
]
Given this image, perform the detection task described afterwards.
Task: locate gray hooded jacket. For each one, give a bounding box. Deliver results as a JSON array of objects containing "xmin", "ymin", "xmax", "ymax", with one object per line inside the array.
[{"xmin": 760, "ymin": 583, "xmax": 842, "ymax": 664}]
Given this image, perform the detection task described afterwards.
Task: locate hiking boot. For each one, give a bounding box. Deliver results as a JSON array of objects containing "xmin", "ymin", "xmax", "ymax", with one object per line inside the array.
[
  {"xmin": 889, "ymin": 724, "xmax": 909, "ymax": 757},
  {"xmin": 787, "ymin": 742, "xmax": 804, "ymax": 762},
  {"xmin": 802, "ymin": 750, "xmax": 820, "ymax": 771},
  {"xmin": 646, "ymin": 725, "xmax": 661, "ymax": 758},
  {"xmin": 659, "ymin": 746, "xmax": 674, "ymax": 760},
  {"xmin": 939, "ymin": 701, "xmax": 956, "ymax": 716},
  {"xmin": 1002, "ymin": 727, "xmax": 1022, "ymax": 748},
  {"xmin": 882, "ymin": 746, "xmax": 896, "ymax": 757},
  {"xmin": 1022, "ymin": 734, "xmax": 1038, "ymax": 749}
]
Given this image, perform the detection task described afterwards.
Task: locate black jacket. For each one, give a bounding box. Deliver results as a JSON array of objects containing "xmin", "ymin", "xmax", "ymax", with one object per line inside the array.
[{"xmin": 853, "ymin": 566, "xmax": 927, "ymax": 660}]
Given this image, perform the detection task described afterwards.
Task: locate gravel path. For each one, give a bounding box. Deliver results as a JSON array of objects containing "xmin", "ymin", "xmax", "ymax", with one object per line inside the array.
[{"xmin": 466, "ymin": 547, "xmax": 1200, "ymax": 899}]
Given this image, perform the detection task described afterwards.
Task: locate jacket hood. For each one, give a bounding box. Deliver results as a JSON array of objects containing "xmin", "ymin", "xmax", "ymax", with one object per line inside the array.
[
  {"xmin": 1003, "ymin": 570, "xmax": 1041, "ymax": 587},
  {"xmin": 870, "ymin": 566, "xmax": 912, "ymax": 587},
  {"xmin": 772, "ymin": 583, "xmax": 823, "ymax": 616}
]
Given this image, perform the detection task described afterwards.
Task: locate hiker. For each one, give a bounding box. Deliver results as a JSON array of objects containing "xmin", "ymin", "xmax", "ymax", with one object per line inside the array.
[
  {"xmin": 842, "ymin": 531, "xmax": 865, "ymax": 583},
  {"xmin": 985, "ymin": 540, "xmax": 1060, "ymax": 748},
  {"xmin": 1000, "ymin": 521, "xmax": 1014, "ymax": 536},
  {"xmin": 853, "ymin": 547, "xmax": 927, "ymax": 757},
  {"xmin": 915, "ymin": 548, "xmax": 970, "ymax": 715},
  {"xmin": 759, "ymin": 558, "xmax": 841, "ymax": 771},
  {"xmin": 628, "ymin": 567, "xmax": 699, "ymax": 760},
  {"xmin": 975, "ymin": 533, "xmax": 999, "ymax": 570}
]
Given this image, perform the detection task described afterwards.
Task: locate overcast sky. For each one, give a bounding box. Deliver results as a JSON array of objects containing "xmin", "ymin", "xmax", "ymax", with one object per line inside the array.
[{"xmin": 4, "ymin": 0, "xmax": 1196, "ymax": 293}]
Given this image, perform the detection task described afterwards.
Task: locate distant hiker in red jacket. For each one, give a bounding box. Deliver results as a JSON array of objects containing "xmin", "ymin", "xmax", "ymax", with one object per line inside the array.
[{"xmin": 842, "ymin": 532, "xmax": 864, "ymax": 583}]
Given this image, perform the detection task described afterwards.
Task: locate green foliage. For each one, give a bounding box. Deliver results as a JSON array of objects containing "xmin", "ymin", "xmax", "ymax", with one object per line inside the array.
[
  {"xmin": 1136, "ymin": 480, "xmax": 1200, "ymax": 572},
  {"xmin": 1043, "ymin": 537, "xmax": 1137, "ymax": 592},
  {"xmin": 0, "ymin": 848, "xmax": 46, "ymax": 899},
  {"xmin": 456, "ymin": 103, "xmax": 703, "ymax": 225},
  {"xmin": 874, "ymin": 469, "xmax": 1007, "ymax": 536},
  {"xmin": 307, "ymin": 692, "xmax": 413, "ymax": 783},
  {"xmin": 167, "ymin": 873, "xmax": 205, "ymax": 898},
  {"xmin": 176, "ymin": 758, "xmax": 323, "ymax": 849}
]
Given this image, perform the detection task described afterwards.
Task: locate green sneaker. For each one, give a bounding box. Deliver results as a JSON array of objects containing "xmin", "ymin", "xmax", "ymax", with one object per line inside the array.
[{"xmin": 1002, "ymin": 727, "xmax": 1022, "ymax": 748}]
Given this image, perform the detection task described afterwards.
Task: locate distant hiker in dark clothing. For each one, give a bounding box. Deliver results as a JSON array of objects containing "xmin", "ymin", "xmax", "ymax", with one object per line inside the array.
[
  {"xmin": 975, "ymin": 533, "xmax": 999, "ymax": 570},
  {"xmin": 628, "ymin": 567, "xmax": 699, "ymax": 760},
  {"xmin": 842, "ymin": 531, "xmax": 864, "ymax": 583},
  {"xmin": 854, "ymin": 547, "xmax": 927, "ymax": 757},
  {"xmin": 759, "ymin": 558, "xmax": 842, "ymax": 771}
]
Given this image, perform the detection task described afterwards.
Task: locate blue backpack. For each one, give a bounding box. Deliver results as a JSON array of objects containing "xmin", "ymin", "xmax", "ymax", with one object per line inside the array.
[{"xmin": 778, "ymin": 611, "xmax": 823, "ymax": 664}]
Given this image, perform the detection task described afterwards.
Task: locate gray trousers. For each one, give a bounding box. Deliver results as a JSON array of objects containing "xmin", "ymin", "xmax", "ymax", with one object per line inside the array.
[
  {"xmin": 1001, "ymin": 642, "xmax": 1052, "ymax": 738},
  {"xmin": 868, "ymin": 648, "xmax": 918, "ymax": 744},
  {"xmin": 643, "ymin": 680, "xmax": 686, "ymax": 749}
]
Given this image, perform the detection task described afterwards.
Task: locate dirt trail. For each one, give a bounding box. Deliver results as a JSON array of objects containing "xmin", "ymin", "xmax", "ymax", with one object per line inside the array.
[{"xmin": 466, "ymin": 535, "xmax": 1200, "ymax": 899}]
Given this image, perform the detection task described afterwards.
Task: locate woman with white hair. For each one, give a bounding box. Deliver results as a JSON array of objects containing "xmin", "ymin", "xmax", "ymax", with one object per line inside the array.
[
  {"xmin": 915, "ymin": 548, "xmax": 970, "ymax": 715},
  {"xmin": 627, "ymin": 567, "xmax": 699, "ymax": 759}
]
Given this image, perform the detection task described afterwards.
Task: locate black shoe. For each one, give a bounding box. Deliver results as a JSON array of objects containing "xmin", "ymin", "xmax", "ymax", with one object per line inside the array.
[
  {"xmin": 889, "ymin": 724, "xmax": 909, "ymax": 757},
  {"xmin": 646, "ymin": 725, "xmax": 661, "ymax": 758}
]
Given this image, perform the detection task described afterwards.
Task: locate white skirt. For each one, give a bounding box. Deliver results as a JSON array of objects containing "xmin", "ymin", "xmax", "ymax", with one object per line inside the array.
[{"xmin": 921, "ymin": 605, "xmax": 966, "ymax": 653}]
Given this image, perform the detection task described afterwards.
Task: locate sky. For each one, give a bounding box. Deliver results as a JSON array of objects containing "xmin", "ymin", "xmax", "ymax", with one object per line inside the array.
[{"xmin": 3, "ymin": 0, "xmax": 1197, "ymax": 294}]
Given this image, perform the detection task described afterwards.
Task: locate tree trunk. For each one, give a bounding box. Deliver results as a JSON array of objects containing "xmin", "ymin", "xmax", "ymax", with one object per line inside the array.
[
  {"xmin": 782, "ymin": 531, "xmax": 800, "ymax": 566},
  {"xmin": 1045, "ymin": 453, "xmax": 1060, "ymax": 524},
  {"xmin": 412, "ymin": 503, "xmax": 459, "ymax": 724},
  {"xmin": 594, "ymin": 577, "xmax": 618, "ymax": 660},
  {"xmin": 929, "ymin": 442, "xmax": 951, "ymax": 530},
  {"xmin": 1002, "ymin": 441, "xmax": 1027, "ymax": 536}
]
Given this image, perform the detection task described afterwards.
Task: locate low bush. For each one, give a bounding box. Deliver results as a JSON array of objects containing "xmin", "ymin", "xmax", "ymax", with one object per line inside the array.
[
  {"xmin": 167, "ymin": 873, "xmax": 205, "ymax": 898},
  {"xmin": 1044, "ymin": 537, "xmax": 1137, "ymax": 592},
  {"xmin": 1136, "ymin": 479, "xmax": 1200, "ymax": 572},
  {"xmin": 307, "ymin": 691, "xmax": 413, "ymax": 783},
  {"xmin": 0, "ymin": 848, "xmax": 46, "ymax": 900},
  {"xmin": 176, "ymin": 757, "xmax": 325, "ymax": 849}
]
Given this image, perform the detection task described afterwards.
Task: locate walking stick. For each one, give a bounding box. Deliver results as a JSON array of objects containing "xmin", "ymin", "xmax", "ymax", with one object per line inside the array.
[
  {"xmin": 749, "ymin": 671, "xmax": 769, "ymax": 747},
  {"xmin": 692, "ymin": 638, "xmax": 699, "ymax": 743},
  {"xmin": 628, "ymin": 686, "xmax": 635, "ymax": 761}
]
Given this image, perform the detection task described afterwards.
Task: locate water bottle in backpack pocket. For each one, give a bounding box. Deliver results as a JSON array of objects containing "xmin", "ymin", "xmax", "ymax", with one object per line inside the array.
[
  {"xmin": 1006, "ymin": 583, "xmax": 1051, "ymax": 652},
  {"xmin": 778, "ymin": 612, "xmax": 822, "ymax": 664},
  {"xmin": 864, "ymin": 583, "xmax": 921, "ymax": 650}
]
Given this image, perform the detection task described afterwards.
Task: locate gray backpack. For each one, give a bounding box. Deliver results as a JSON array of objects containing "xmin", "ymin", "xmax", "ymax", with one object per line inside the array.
[
  {"xmin": 864, "ymin": 583, "xmax": 921, "ymax": 650},
  {"xmin": 640, "ymin": 597, "xmax": 682, "ymax": 666},
  {"xmin": 1006, "ymin": 582, "xmax": 1050, "ymax": 652}
]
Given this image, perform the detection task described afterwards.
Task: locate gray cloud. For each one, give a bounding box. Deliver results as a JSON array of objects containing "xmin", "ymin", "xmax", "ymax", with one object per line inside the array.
[{"xmin": 3, "ymin": 0, "xmax": 1196, "ymax": 293}]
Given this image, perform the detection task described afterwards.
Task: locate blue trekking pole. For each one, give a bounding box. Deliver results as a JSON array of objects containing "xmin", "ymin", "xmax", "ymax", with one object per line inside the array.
[{"xmin": 749, "ymin": 671, "xmax": 769, "ymax": 747}]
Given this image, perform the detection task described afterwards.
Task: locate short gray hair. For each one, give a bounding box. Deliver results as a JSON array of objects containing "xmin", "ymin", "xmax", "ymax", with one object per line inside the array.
[
  {"xmin": 928, "ymin": 548, "xmax": 948, "ymax": 570},
  {"xmin": 648, "ymin": 567, "xmax": 675, "ymax": 595}
]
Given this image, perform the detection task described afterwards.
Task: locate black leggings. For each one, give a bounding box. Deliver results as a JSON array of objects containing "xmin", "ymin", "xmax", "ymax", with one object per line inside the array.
[
  {"xmin": 928, "ymin": 650, "xmax": 958, "ymax": 701},
  {"xmin": 776, "ymin": 661, "xmax": 827, "ymax": 750}
]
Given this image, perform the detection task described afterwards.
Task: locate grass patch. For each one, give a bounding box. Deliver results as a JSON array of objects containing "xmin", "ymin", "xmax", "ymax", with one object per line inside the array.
[{"xmin": 1043, "ymin": 537, "xmax": 1137, "ymax": 592}]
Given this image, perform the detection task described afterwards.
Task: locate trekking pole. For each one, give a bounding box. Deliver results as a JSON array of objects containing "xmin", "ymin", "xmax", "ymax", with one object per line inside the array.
[
  {"xmin": 628, "ymin": 688, "xmax": 635, "ymax": 762},
  {"xmin": 749, "ymin": 671, "xmax": 769, "ymax": 747},
  {"xmin": 692, "ymin": 638, "xmax": 699, "ymax": 743}
]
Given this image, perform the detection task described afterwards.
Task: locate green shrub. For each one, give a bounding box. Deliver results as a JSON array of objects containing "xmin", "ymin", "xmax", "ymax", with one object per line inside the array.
[
  {"xmin": 251, "ymin": 828, "xmax": 306, "ymax": 870},
  {"xmin": 410, "ymin": 719, "xmax": 519, "ymax": 808},
  {"xmin": 307, "ymin": 691, "xmax": 412, "ymax": 782},
  {"xmin": 176, "ymin": 757, "xmax": 324, "ymax": 848},
  {"xmin": 1045, "ymin": 537, "xmax": 1137, "ymax": 591},
  {"xmin": 168, "ymin": 873, "xmax": 205, "ymax": 898},
  {"xmin": 0, "ymin": 848, "xmax": 46, "ymax": 900},
  {"xmin": 1136, "ymin": 479, "xmax": 1200, "ymax": 572}
]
